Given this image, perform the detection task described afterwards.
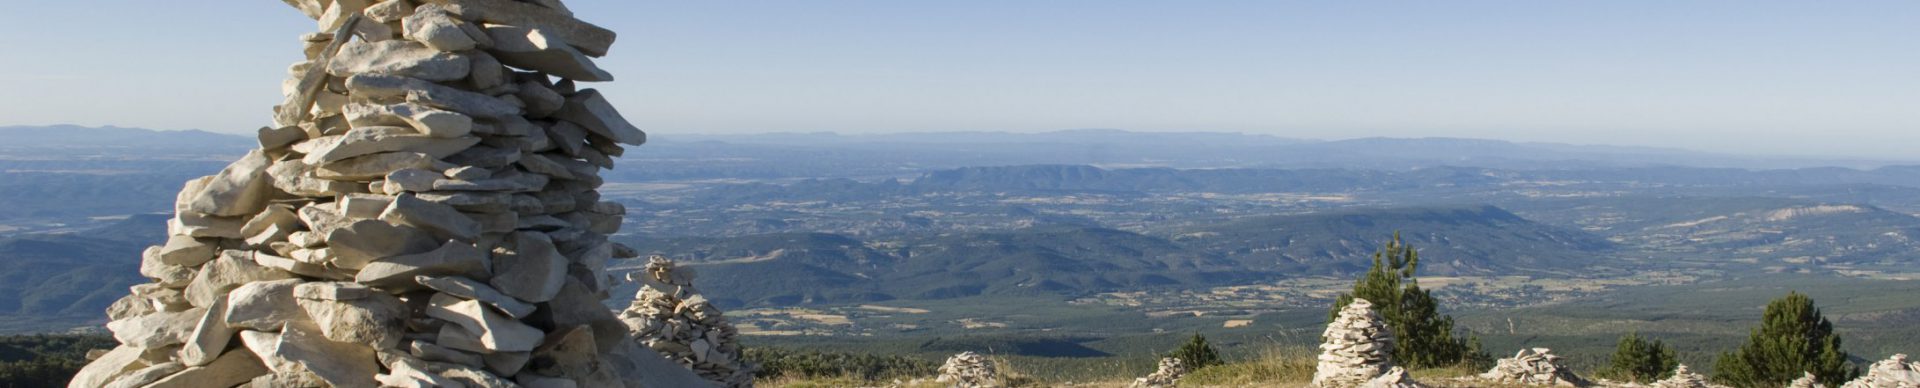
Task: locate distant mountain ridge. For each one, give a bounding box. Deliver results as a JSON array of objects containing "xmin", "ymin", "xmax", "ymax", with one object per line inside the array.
[
  {"xmin": 617, "ymin": 205, "xmax": 1610, "ymax": 308},
  {"xmin": 0, "ymin": 125, "xmax": 253, "ymax": 150}
]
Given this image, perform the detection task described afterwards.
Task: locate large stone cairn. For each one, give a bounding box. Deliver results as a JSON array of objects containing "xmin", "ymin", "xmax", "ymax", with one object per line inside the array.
[
  {"xmin": 619, "ymin": 256, "xmax": 753, "ymax": 387},
  {"xmin": 1313, "ymin": 299, "xmax": 1427, "ymax": 388},
  {"xmin": 65, "ymin": 0, "xmax": 708, "ymax": 387},
  {"xmin": 1842, "ymin": 354, "xmax": 1920, "ymax": 388},
  {"xmin": 1479, "ymin": 348, "xmax": 1590, "ymax": 387},
  {"xmin": 1648, "ymin": 365, "xmax": 1731, "ymax": 388},
  {"xmin": 1129, "ymin": 357, "xmax": 1189, "ymax": 388},
  {"xmin": 936, "ymin": 352, "xmax": 1001, "ymax": 388}
]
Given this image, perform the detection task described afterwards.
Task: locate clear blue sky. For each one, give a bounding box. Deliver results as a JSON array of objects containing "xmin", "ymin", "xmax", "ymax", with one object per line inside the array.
[{"xmin": 1, "ymin": 1, "xmax": 1915, "ymax": 158}]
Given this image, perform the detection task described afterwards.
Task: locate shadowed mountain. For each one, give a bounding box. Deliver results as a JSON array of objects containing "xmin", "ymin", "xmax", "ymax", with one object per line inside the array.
[
  {"xmin": 1504, "ymin": 197, "xmax": 1920, "ymax": 265},
  {"xmin": 1172, "ymin": 205, "xmax": 1615, "ymax": 276}
]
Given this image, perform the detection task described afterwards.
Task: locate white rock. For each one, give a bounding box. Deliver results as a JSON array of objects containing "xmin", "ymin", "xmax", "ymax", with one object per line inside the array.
[
  {"xmin": 317, "ymin": 151, "xmax": 441, "ymax": 180},
  {"xmin": 107, "ymin": 307, "xmax": 203, "ymax": 349},
  {"xmin": 403, "ymin": 5, "xmax": 477, "ymax": 52},
  {"xmin": 325, "ymin": 219, "xmax": 440, "ymax": 269},
  {"xmin": 187, "ymin": 149, "xmax": 275, "ymax": 217},
  {"xmin": 223, "ymin": 279, "xmax": 310, "ymax": 332},
  {"xmin": 68, "ymin": 346, "xmax": 150, "ymax": 388},
  {"xmin": 186, "ymin": 251, "xmax": 296, "ymax": 308},
  {"xmin": 157, "ymin": 235, "xmax": 217, "ymax": 267},
  {"xmin": 240, "ymin": 322, "xmax": 381, "ymax": 388},
  {"xmin": 488, "ymin": 232, "xmax": 568, "ymax": 303},
  {"xmin": 348, "ymin": 74, "xmax": 524, "ymax": 119},
  {"xmin": 328, "ymin": 39, "xmax": 471, "ymax": 81},
  {"xmin": 379, "ymin": 193, "xmax": 482, "ymax": 241},
  {"xmin": 418, "ymin": 275, "xmax": 537, "ymax": 318},
  {"xmin": 482, "ymin": 25, "xmax": 612, "ymax": 82},
  {"xmin": 553, "ymin": 89, "xmax": 645, "ymax": 146},
  {"xmin": 418, "ymin": 0, "xmax": 617, "ymax": 56},
  {"xmin": 144, "ymin": 348, "xmax": 271, "ymax": 388},
  {"xmin": 425, "ymin": 293, "xmax": 545, "ymax": 353},
  {"xmin": 300, "ymin": 126, "xmax": 481, "ymax": 165},
  {"xmin": 355, "ymin": 240, "xmax": 491, "ymax": 289},
  {"xmin": 294, "ymin": 282, "xmax": 374, "ymax": 301},
  {"xmin": 297, "ymin": 291, "xmax": 407, "ymax": 349},
  {"xmin": 346, "ymin": 102, "xmax": 475, "ymax": 138},
  {"xmin": 178, "ymin": 295, "xmax": 236, "ymax": 367}
]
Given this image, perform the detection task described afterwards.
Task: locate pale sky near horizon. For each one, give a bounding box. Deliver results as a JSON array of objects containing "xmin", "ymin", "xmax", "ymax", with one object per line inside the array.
[{"xmin": 0, "ymin": 1, "xmax": 1914, "ymax": 158}]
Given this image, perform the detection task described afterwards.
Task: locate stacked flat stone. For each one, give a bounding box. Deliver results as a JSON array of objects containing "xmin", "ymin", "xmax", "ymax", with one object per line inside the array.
[
  {"xmin": 936, "ymin": 352, "xmax": 1001, "ymax": 388},
  {"xmin": 1791, "ymin": 372, "xmax": 1831, "ymax": 388},
  {"xmin": 619, "ymin": 256, "xmax": 754, "ymax": 387},
  {"xmin": 1478, "ymin": 348, "xmax": 1590, "ymax": 387},
  {"xmin": 66, "ymin": 1, "xmax": 721, "ymax": 387},
  {"xmin": 1313, "ymin": 299, "xmax": 1427, "ymax": 388},
  {"xmin": 1842, "ymin": 354, "xmax": 1920, "ymax": 388},
  {"xmin": 1129, "ymin": 357, "xmax": 1188, "ymax": 388},
  {"xmin": 1649, "ymin": 365, "xmax": 1731, "ymax": 388}
]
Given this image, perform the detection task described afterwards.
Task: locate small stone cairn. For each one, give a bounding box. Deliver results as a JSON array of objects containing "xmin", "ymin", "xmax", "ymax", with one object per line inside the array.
[
  {"xmin": 937, "ymin": 351, "xmax": 1002, "ymax": 388},
  {"xmin": 1479, "ymin": 347, "xmax": 1590, "ymax": 386},
  {"xmin": 1790, "ymin": 372, "xmax": 1830, "ymax": 388},
  {"xmin": 1842, "ymin": 354, "xmax": 1920, "ymax": 388},
  {"xmin": 1648, "ymin": 365, "xmax": 1730, "ymax": 388},
  {"xmin": 1313, "ymin": 298, "xmax": 1428, "ymax": 388},
  {"xmin": 66, "ymin": 0, "xmax": 718, "ymax": 387},
  {"xmin": 1130, "ymin": 357, "xmax": 1189, "ymax": 388},
  {"xmin": 620, "ymin": 256, "xmax": 754, "ymax": 387}
]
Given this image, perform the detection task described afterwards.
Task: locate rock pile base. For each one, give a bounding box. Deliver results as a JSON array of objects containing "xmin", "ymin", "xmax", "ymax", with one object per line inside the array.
[
  {"xmin": 1842, "ymin": 354, "xmax": 1920, "ymax": 388},
  {"xmin": 1130, "ymin": 357, "xmax": 1189, "ymax": 388},
  {"xmin": 1314, "ymin": 299, "xmax": 1426, "ymax": 388},
  {"xmin": 937, "ymin": 352, "xmax": 1001, "ymax": 388},
  {"xmin": 1791, "ymin": 372, "xmax": 1831, "ymax": 388},
  {"xmin": 620, "ymin": 256, "xmax": 754, "ymax": 387},
  {"xmin": 1479, "ymin": 348, "xmax": 1589, "ymax": 386}
]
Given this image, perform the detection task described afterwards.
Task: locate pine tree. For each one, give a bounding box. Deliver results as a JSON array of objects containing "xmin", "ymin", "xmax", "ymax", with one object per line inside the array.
[
  {"xmin": 1168, "ymin": 333, "xmax": 1223, "ymax": 370},
  {"xmin": 1711, "ymin": 291, "xmax": 1858, "ymax": 388},
  {"xmin": 1329, "ymin": 233, "xmax": 1489, "ymax": 369},
  {"xmin": 1605, "ymin": 332, "xmax": 1678, "ymax": 383}
]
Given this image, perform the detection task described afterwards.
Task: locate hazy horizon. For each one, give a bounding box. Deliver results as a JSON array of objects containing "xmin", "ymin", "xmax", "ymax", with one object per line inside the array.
[{"xmin": 1, "ymin": 1, "xmax": 1914, "ymax": 158}]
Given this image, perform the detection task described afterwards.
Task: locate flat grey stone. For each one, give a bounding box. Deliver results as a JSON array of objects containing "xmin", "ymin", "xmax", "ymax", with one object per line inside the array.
[
  {"xmin": 328, "ymin": 39, "xmax": 471, "ymax": 81},
  {"xmin": 553, "ymin": 89, "xmax": 644, "ymax": 145},
  {"xmin": 482, "ymin": 24, "xmax": 612, "ymax": 82},
  {"xmin": 326, "ymin": 219, "xmax": 440, "ymax": 270},
  {"xmin": 488, "ymin": 232, "xmax": 568, "ymax": 303},
  {"xmin": 379, "ymin": 193, "xmax": 482, "ymax": 241},
  {"xmin": 355, "ymin": 241, "xmax": 491, "ymax": 290}
]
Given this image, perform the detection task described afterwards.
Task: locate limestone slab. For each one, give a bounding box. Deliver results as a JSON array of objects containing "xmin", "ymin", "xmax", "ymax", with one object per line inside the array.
[
  {"xmin": 325, "ymin": 219, "xmax": 440, "ymax": 270},
  {"xmin": 418, "ymin": 275, "xmax": 536, "ymax": 318},
  {"xmin": 187, "ymin": 149, "xmax": 275, "ymax": 217},
  {"xmin": 482, "ymin": 25, "xmax": 612, "ymax": 82},
  {"xmin": 553, "ymin": 89, "xmax": 644, "ymax": 146},
  {"xmin": 426, "ymin": 293, "xmax": 545, "ymax": 353},
  {"xmin": 489, "ymin": 232, "xmax": 568, "ymax": 303},
  {"xmin": 328, "ymin": 39, "xmax": 471, "ymax": 81},
  {"xmin": 420, "ymin": 0, "xmax": 616, "ymax": 56},
  {"xmin": 379, "ymin": 193, "xmax": 482, "ymax": 241},
  {"xmin": 355, "ymin": 240, "xmax": 491, "ymax": 289},
  {"xmin": 186, "ymin": 251, "xmax": 296, "ymax": 308}
]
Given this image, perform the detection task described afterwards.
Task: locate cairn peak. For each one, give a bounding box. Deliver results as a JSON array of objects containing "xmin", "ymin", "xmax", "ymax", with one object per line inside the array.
[{"xmin": 65, "ymin": 1, "xmax": 717, "ymax": 387}]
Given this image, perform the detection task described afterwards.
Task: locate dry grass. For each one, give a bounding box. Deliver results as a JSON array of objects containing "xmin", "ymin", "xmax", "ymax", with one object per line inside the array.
[{"xmin": 759, "ymin": 347, "xmax": 1527, "ymax": 388}]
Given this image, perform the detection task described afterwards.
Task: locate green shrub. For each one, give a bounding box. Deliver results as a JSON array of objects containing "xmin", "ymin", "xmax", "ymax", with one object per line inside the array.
[
  {"xmin": 1167, "ymin": 333, "xmax": 1223, "ymax": 370},
  {"xmin": 745, "ymin": 347, "xmax": 937, "ymax": 382},
  {"xmin": 1711, "ymin": 291, "xmax": 1857, "ymax": 387},
  {"xmin": 1602, "ymin": 332, "xmax": 1678, "ymax": 383}
]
